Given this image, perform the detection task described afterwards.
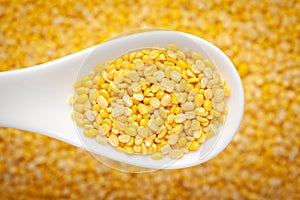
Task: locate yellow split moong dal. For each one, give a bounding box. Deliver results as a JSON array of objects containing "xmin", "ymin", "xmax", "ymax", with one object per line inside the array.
[{"xmin": 71, "ymin": 45, "xmax": 230, "ymax": 160}]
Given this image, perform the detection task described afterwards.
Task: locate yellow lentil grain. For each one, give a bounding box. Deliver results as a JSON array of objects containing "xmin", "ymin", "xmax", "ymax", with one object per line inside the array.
[
  {"xmin": 172, "ymin": 124, "xmax": 183, "ymax": 134},
  {"xmin": 174, "ymin": 114, "xmax": 186, "ymax": 123},
  {"xmin": 203, "ymin": 100, "xmax": 212, "ymax": 111},
  {"xmin": 196, "ymin": 94, "xmax": 204, "ymax": 106},
  {"xmin": 108, "ymin": 134, "xmax": 119, "ymax": 147},
  {"xmin": 144, "ymin": 138, "xmax": 153, "ymax": 147},
  {"xmin": 168, "ymin": 149, "xmax": 184, "ymax": 159},
  {"xmin": 177, "ymin": 60, "xmax": 188, "ymax": 69},
  {"xmin": 204, "ymin": 89, "xmax": 213, "ymax": 100},
  {"xmin": 130, "ymin": 114, "xmax": 138, "ymax": 122},
  {"xmin": 182, "ymin": 102, "xmax": 194, "ymax": 111},
  {"xmin": 137, "ymin": 103, "xmax": 149, "ymax": 115},
  {"xmin": 159, "ymin": 107, "xmax": 168, "ymax": 119},
  {"xmin": 77, "ymin": 87, "xmax": 89, "ymax": 95},
  {"xmin": 178, "ymin": 137, "xmax": 187, "ymax": 147},
  {"xmin": 97, "ymin": 95, "xmax": 108, "ymax": 109},
  {"xmin": 171, "ymin": 94, "xmax": 179, "ymax": 104},
  {"xmin": 99, "ymin": 110, "xmax": 109, "ymax": 119},
  {"xmin": 136, "ymin": 126, "xmax": 147, "ymax": 137},
  {"xmin": 193, "ymin": 129, "xmax": 202, "ymax": 139},
  {"xmin": 139, "ymin": 118, "xmax": 148, "ymax": 127},
  {"xmin": 118, "ymin": 135, "xmax": 131, "ymax": 143},
  {"xmin": 151, "ymin": 152, "xmax": 164, "ymax": 160},
  {"xmin": 224, "ymin": 84, "xmax": 231, "ymax": 96},
  {"xmin": 74, "ymin": 104, "xmax": 84, "ymax": 113},
  {"xmin": 157, "ymin": 129, "xmax": 167, "ymax": 139},
  {"xmin": 170, "ymin": 70, "xmax": 182, "ymax": 82},
  {"xmin": 188, "ymin": 77, "xmax": 199, "ymax": 83},
  {"xmin": 133, "ymin": 93, "xmax": 144, "ymax": 101},
  {"xmin": 214, "ymin": 89, "xmax": 225, "ymax": 102},
  {"xmin": 143, "ymin": 97, "xmax": 150, "ymax": 105},
  {"xmin": 161, "ymin": 94, "xmax": 172, "ymax": 106},
  {"xmin": 164, "ymin": 61, "xmax": 175, "ymax": 67},
  {"xmin": 99, "ymin": 124, "xmax": 110, "ymax": 135},
  {"xmin": 174, "ymin": 107, "xmax": 182, "ymax": 115},
  {"xmin": 155, "ymin": 117, "xmax": 165, "ymax": 126},
  {"xmin": 134, "ymin": 135, "xmax": 143, "ymax": 145},
  {"xmin": 76, "ymin": 94, "xmax": 89, "ymax": 104},
  {"xmin": 83, "ymin": 128, "xmax": 98, "ymax": 138},
  {"xmin": 197, "ymin": 117, "xmax": 209, "ymax": 124},
  {"xmin": 149, "ymin": 97, "xmax": 160, "ymax": 108},
  {"xmin": 123, "ymin": 146, "xmax": 134, "ymax": 154},
  {"xmin": 211, "ymin": 109, "xmax": 221, "ymax": 117},
  {"xmin": 149, "ymin": 50, "xmax": 160, "ymax": 59},
  {"xmin": 142, "ymin": 55, "xmax": 151, "ymax": 64},
  {"xmin": 167, "ymin": 50, "xmax": 177, "ymax": 59},
  {"xmin": 155, "ymin": 90, "xmax": 165, "ymax": 99},
  {"xmin": 168, "ymin": 134, "xmax": 179, "ymax": 145},
  {"xmin": 161, "ymin": 144, "xmax": 171, "ymax": 155},
  {"xmin": 186, "ymin": 69, "xmax": 196, "ymax": 77},
  {"xmin": 126, "ymin": 137, "xmax": 134, "ymax": 146},
  {"xmin": 124, "ymin": 126, "xmax": 137, "ymax": 137},
  {"xmin": 177, "ymin": 93, "xmax": 187, "ymax": 103},
  {"xmin": 133, "ymin": 145, "xmax": 142, "ymax": 153},
  {"xmin": 187, "ymin": 141, "xmax": 200, "ymax": 151},
  {"xmin": 95, "ymin": 135, "xmax": 108, "ymax": 145}
]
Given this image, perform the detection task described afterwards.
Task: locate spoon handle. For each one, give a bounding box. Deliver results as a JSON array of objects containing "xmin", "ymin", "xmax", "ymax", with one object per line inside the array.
[{"xmin": 0, "ymin": 47, "xmax": 94, "ymax": 147}]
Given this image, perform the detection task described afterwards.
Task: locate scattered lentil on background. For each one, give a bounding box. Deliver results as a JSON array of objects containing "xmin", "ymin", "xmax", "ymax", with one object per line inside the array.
[{"xmin": 0, "ymin": 0, "xmax": 300, "ymax": 199}]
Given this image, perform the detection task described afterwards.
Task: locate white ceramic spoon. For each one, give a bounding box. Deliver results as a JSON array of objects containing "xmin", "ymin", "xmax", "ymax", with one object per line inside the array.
[{"xmin": 0, "ymin": 31, "xmax": 244, "ymax": 170}]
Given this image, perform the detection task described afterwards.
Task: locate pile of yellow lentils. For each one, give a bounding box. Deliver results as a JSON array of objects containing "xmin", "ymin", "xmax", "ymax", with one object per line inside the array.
[
  {"xmin": 71, "ymin": 46, "xmax": 229, "ymax": 160},
  {"xmin": 1, "ymin": 0, "xmax": 299, "ymax": 199}
]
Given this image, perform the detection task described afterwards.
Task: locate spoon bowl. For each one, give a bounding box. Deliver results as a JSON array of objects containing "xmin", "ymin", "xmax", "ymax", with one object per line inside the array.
[{"xmin": 0, "ymin": 31, "xmax": 244, "ymax": 170}]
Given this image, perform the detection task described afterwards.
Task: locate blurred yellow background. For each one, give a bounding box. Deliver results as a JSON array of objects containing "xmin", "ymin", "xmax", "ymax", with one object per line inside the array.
[{"xmin": 0, "ymin": 0, "xmax": 299, "ymax": 199}]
